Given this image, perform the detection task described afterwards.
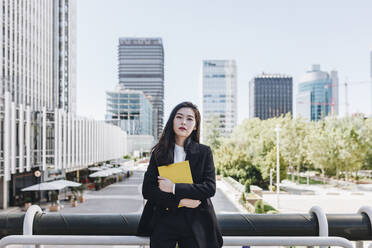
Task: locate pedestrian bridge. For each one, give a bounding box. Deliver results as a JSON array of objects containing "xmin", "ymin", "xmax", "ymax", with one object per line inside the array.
[{"xmin": 0, "ymin": 205, "xmax": 371, "ymax": 247}]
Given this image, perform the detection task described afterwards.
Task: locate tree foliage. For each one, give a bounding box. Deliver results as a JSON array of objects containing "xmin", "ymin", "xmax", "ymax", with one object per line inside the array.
[{"xmin": 213, "ymin": 114, "xmax": 372, "ymax": 188}]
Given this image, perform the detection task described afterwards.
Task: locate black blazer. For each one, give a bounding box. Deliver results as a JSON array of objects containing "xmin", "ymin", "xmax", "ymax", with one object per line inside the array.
[{"xmin": 137, "ymin": 141, "xmax": 223, "ymax": 248}]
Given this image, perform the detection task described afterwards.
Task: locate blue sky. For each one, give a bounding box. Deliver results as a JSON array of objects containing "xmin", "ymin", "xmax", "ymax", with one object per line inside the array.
[{"xmin": 76, "ymin": 0, "xmax": 372, "ymax": 123}]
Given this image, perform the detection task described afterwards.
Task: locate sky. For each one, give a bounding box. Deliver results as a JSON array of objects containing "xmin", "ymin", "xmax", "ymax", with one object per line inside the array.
[{"xmin": 76, "ymin": 0, "xmax": 372, "ymax": 123}]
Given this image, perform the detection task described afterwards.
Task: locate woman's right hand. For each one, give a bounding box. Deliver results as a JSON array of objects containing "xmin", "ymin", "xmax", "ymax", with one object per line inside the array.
[{"xmin": 180, "ymin": 198, "xmax": 201, "ymax": 208}]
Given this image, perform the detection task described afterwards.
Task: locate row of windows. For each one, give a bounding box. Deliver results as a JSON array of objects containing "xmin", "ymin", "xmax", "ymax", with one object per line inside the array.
[
  {"xmin": 107, "ymin": 104, "xmax": 142, "ymax": 109},
  {"xmin": 118, "ymin": 46, "xmax": 162, "ymax": 49},
  {"xmin": 107, "ymin": 99, "xmax": 141, "ymax": 104},
  {"xmin": 204, "ymin": 74, "xmax": 235, "ymax": 78},
  {"xmin": 203, "ymin": 94, "xmax": 228, "ymax": 98},
  {"xmin": 119, "ymin": 74, "xmax": 162, "ymax": 78},
  {"xmin": 106, "ymin": 93, "xmax": 140, "ymax": 98},
  {"xmin": 106, "ymin": 110, "xmax": 141, "ymax": 115}
]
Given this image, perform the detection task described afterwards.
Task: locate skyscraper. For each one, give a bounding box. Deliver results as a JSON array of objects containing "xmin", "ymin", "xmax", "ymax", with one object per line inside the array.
[
  {"xmin": 0, "ymin": 0, "xmax": 76, "ymax": 114},
  {"xmin": 297, "ymin": 65, "xmax": 339, "ymax": 121},
  {"xmin": 201, "ymin": 60, "xmax": 237, "ymax": 141},
  {"xmin": 118, "ymin": 38, "xmax": 164, "ymax": 140},
  {"xmin": 249, "ymin": 73, "xmax": 293, "ymax": 120}
]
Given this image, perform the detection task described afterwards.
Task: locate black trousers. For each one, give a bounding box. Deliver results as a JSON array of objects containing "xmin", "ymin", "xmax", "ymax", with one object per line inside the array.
[{"xmin": 150, "ymin": 208, "xmax": 198, "ymax": 248}]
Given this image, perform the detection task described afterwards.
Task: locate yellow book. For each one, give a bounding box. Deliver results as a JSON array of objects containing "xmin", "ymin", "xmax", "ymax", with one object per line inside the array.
[{"xmin": 158, "ymin": 160, "xmax": 193, "ymax": 208}]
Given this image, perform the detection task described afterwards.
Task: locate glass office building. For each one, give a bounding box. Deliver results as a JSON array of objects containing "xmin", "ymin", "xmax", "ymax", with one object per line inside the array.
[
  {"xmin": 105, "ymin": 85, "xmax": 153, "ymax": 135},
  {"xmin": 201, "ymin": 60, "xmax": 237, "ymax": 140},
  {"xmin": 297, "ymin": 65, "xmax": 339, "ymax": 121}
]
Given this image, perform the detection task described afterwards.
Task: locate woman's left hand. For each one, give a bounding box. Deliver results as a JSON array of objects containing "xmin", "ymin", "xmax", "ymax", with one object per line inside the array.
[{"xmin": 158, "ymin": 176, "xmax": 174, "ymax": 193}]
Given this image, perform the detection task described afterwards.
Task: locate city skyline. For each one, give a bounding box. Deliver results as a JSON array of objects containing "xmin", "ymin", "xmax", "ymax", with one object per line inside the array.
[{"xmin": 76, "ymin": 0, "xmax": 372, "ymax": 125}]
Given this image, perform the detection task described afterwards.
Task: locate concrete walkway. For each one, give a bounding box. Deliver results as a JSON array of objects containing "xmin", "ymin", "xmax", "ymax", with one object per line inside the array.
[{"xmin": 264, "ymin": 180, "xmax": 372, "ymax": 213}]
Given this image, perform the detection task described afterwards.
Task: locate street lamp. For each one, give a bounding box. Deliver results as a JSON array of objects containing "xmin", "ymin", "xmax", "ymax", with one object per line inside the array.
[
  {"xmin": 270, "ymin": 168, "xmax": 273, "ymax": 192},
  {"xmin": 275, "ymin": 124, "xmax": 280, "ymax": 209}
]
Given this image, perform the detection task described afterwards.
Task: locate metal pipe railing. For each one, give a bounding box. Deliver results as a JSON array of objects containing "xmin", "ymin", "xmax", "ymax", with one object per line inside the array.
[
  {"xmin": 0, "ymin": 235, "xmax": 354, "ymax": 248},
  {"xmin": 1, "ymin": 205, "xmax": 372, "ymax": 242}
]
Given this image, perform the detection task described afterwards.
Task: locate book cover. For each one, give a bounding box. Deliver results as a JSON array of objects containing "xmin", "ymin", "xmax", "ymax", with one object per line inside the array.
[{"xmin": 158, "ymin": 160, "xmax": 193, "ymax": 208}]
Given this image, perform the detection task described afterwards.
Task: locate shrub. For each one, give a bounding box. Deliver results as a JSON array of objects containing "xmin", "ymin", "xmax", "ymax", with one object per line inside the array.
[{"xmin": 254, "ymin": 200, "xmax": 277, "ymax": 214}]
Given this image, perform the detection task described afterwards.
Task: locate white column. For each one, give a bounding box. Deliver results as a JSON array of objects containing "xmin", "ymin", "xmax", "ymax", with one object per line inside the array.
[
  {"xmin": 99, "ymin": 122, "xmax": 102, "ymax": 162},
  {"xmin": 58, "ymin": 110, "xmax": 63, "ymax": 170},
  {"xmin": 80, "ymin": 119, "xmax": 83, "ymax": 167},
  {"xmin": 78, "ymin": 119, "xmax": 81, "ymax": 167},
  {"xmin": 11, "ymin": 102, "xmax": 16, "ymax": 174},
  {"xmin": 63, "ymin": 111, "xmax": 67, "ymax": 169},
  {"xmin": 42, "ymin": 107, "xmax": 47, "ymax": 171},
  {"xmin": 102, "ymin": 122, "xmax": 104, "ymax": 162},
  {"xmin": 19, "ymin": 105, "xmax": 24, "ymax": 173},
  {"xmin": 101, "ymin": 123, "xmax": 104, "ymax": 162},
  {"xmin": 93, "ymin": 121, "xmax": 96, "ymax": 163},
  {"xmin": 85, "ymin": 119, "xmax": 87, "ymax": 166},
  {"xmin": 103, "ymin": 124, "xmax": 106, "ymax": 161},
  {"xmin": 96, "ymin": 122, "xmax": 98, "ymax": 163},
  {"xmin": 91, "ymin": 120, "xmax": 93, "ymax": 164},
  {"xmin": 82, "ymin": 119, "xmax": 85, "ymax": 167},
  {"xmin": 67, "ymin": 113, "xmax": 71, "ymax": 168},
  {"xmin": 79, "ymin": 119, "xmax": 82, "ymax": 167},
  {"xmin": 54, "ymin": 108, "xmax": 59, "ymax": 169},
  {"xmin": 86, "ymin": 119, "xmax": 89, "ymax": 166},
  {"xmin": 88, "ymin": 119, "xmax": 90, "ymax": 166},
  {"xmin": 72, "ymin": 116, "xmax": 75, "ymax": 168},
  {"xmin": 26, "ymin": 106, "xmax": 31, "ymax": 172},
  {"xmin": 88, "ymin": 120, "xmax": 91, "ymax": 165},
  {"xmin": 4, "ymin": 92, "xmax": 11, "ymax": 181}
]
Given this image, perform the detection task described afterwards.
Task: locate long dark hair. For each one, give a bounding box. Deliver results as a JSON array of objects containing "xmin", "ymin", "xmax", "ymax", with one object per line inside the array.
[{"xmin": 152, "ymin": 102, "xmax": 201, "ymax": 163}]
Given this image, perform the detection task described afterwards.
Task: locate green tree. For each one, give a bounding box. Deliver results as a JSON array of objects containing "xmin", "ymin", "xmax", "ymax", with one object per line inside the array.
[
  {"xmin": 281, "ymin": 115, "xmax": 309, "ymax": 184},
  {"xmin": 204, "ymin": 114, "xmax": 222, "ymax": 151}
]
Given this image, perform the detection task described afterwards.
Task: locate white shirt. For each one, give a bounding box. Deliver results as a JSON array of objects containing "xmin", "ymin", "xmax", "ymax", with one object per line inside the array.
[
  {"xmin": 172, "ymin": 144, "xmax": 186, "ymax": 194},
  {"xmin": 174, "ymin": 144, "xmax": 186, "ymax": 163}
]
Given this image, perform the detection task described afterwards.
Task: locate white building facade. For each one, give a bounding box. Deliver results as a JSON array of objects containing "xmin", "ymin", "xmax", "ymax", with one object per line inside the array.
[
  {"xmin": 0, "ymin": 0, "xmax": 127, "ymax": 209},
  {"xmin": 201, "ymin": 60, "xmax": 237, "ymax": 141},
  {"xmin": 0, "ymin": 0, "xmax": 77, "ymax": 113}
]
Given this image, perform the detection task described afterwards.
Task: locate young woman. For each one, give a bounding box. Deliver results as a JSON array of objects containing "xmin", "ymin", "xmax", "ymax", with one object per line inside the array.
[{"xmin": 137, "ymin": 102, "xmax": 223, "ymax": 248}]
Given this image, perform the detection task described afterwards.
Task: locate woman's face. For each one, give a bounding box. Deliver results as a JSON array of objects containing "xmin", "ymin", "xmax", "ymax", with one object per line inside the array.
[{"xmin": 173, "ymin": 107, "xmax": 197, "ymax": 140}]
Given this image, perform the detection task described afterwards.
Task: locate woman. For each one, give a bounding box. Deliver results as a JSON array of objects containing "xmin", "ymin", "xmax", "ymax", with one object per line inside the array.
[{"xmin": 137, "ymin": 102, "xmax": 223, "ymax": 248}]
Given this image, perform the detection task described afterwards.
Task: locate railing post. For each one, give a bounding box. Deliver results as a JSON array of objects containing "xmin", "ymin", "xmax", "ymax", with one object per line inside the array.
[
  {"xmin": 23, "ymin": 205, "xmax": 43, "ymax": 248},
  {"xmin": 356, "ymin": 206, "xmax": 372, "ymax": 248},
  {"xmin": 310, "ymin": 206, "xmax": 328, "ymax": 248}
]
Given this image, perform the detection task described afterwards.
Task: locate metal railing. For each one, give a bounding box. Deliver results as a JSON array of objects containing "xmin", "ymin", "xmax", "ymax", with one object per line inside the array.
[
  {"xmin": 1, "ymin": 205, "xmax": 372, "ymax": 247},
  {"xmin": 0, "ymin": 235, "xmax": 354, "ymax": 248}
]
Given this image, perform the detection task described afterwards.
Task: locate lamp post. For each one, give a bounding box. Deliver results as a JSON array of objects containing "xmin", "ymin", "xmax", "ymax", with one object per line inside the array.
[
  {"xmin": 275, "ymin": 124, "xmax": 280, "ymax": 209},
  {"xmin": 270, "ymin": 168, "xmax": 273, "ymax": 192}
]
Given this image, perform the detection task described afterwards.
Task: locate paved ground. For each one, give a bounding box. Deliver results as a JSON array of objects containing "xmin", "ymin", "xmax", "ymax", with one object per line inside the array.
[
  {"xmin": 263, "ymin": 180, "xmax": 372, "ymax": 213},
  {"xmin": 57, "ymin": 170, "xmax": 240, "ymax": 215}
]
